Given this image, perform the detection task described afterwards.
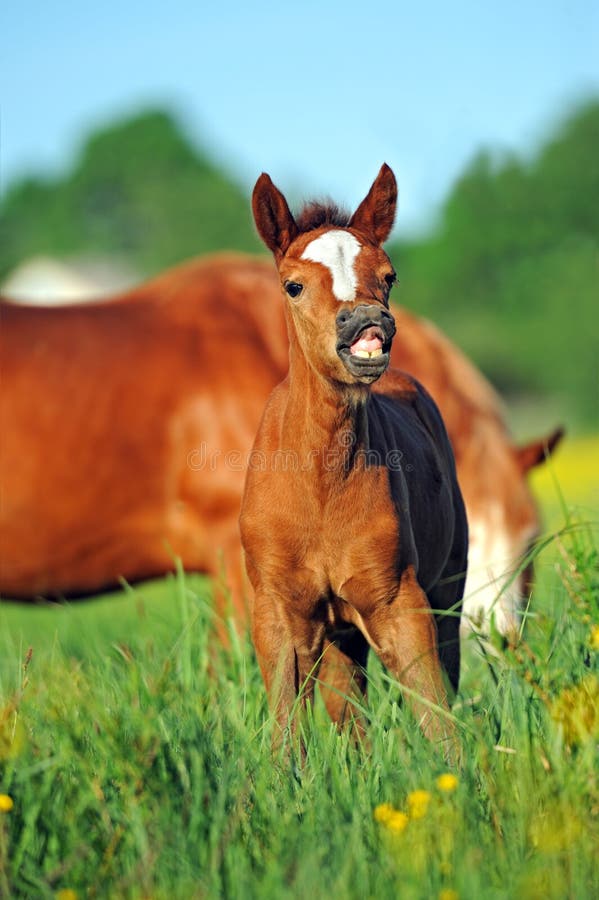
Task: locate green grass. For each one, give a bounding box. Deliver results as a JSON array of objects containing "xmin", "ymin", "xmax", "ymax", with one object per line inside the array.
[{"xmin": 1, "ymin": 500, "xmax": 598, "ymax": 898}]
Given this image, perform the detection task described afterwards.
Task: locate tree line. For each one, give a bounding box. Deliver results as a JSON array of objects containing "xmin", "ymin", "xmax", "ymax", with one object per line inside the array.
[{"xmin": 1, "ymin": 102, "xmax": 597, "ymax": 427}]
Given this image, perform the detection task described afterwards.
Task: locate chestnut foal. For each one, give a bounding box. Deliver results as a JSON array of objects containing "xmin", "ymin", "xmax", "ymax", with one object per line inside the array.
[{"xmin": 240, "ymin": 165, "xmax": 468, "ymax": 752}]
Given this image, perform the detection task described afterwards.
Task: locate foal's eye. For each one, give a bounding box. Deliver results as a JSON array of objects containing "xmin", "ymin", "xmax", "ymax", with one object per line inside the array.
[
  {"xmin": 285, "ymin": 281, "xmax": 303, "ymax": 299},
  {"xmin": 381, "ymin": 272, "xmax": 396, "ymax": 306}
]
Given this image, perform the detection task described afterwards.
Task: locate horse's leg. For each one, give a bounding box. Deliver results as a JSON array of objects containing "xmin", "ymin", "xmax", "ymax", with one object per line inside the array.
[
  {"xmin": 252, "ymin": 590, "xmax": 324, "ymax": 749},
  {"xmin": 362, "ymin": 566, "xmax": 456, "ymax": 755},
  {"xmin": 319, "ymin": 631, "xmax": 369, "ymax": 736},
  {"xmin": 430, "ymin": 587, "xmax": 461, "ymax": 696},
  {"xmin": 429, "ymin": 497, "xmax": 468, "ymax": 693},
  {"xmin": 428, "ymin": 562, "xmax": 466, "ymax": 696}
]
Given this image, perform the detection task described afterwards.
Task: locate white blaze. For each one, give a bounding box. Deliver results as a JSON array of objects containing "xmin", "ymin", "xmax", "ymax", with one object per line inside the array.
[{"xmin": 301, "ymin": 230, "xmax": 361, "ymax": 302}]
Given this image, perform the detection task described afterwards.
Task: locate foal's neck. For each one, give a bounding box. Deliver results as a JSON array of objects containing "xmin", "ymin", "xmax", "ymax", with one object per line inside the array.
[{"xmin": 283, "ymin": 348, "xmax": 371, "ymax": 470}]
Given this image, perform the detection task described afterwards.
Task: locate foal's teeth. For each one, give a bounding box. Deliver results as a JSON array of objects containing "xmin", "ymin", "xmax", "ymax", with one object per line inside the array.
[{"xmin": 353, "ymin": 348, "xmax": 383, "ymax": 359}]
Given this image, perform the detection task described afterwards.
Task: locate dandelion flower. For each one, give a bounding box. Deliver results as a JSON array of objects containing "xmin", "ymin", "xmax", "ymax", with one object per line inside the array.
[
  {"xmin": 56, "ymin": 891, "xmax": 78, "ymax": 900},
  {"xmin": 407, "ymin": 789, "xmax": 431, "ymax": 819},
  {"xmin": 436, "ymin": 773, "xmax": 459, "ymax": 793},
  {"xmin": 529, "ymin": 811, "xmax": 582, "ymax": 853},
  {"xmin": 439, "ymin": 890, "xmax": 459, "ymax": 900},
  {"xmin": 590, "ymin": 625, "xmax": 599, "ymax": 651},
  {"xmin": 550, "ymin": 675, "xmax": 599, "ymax": 746},
  {"xmin": 0, "ymin": 711, "xmax": 25, "ymax": 761},
  {"xmin": 373, "ymin": 802, "xmax": 395, "ymax": 824},
  {"xmin": 386, "ymin": 810, "xmax": 409, "ymax": 834},
  {"xmin": 0, "ymin": 794, "xmax": 14, "ymax": 813}
]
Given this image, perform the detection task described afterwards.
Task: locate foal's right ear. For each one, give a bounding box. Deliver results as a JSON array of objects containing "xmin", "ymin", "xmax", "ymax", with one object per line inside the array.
[{"xmin": 252, "ymin": 173, "xmax": 299, "ymax": 259}]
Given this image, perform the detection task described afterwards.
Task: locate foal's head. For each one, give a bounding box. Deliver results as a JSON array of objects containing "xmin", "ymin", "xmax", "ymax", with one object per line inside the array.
[{"xmin": 252, "ymin": 165, "xmax": 398, "ymax": 386}]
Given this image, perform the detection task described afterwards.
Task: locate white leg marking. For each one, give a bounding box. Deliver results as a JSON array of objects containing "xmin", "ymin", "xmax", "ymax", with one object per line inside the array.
[{"xmin": 301, "ymin": 230, "xmax": 361, "ymax": 302}]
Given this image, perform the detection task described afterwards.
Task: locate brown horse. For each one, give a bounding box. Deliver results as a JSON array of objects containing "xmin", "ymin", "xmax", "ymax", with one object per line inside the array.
[
  {"xmin": 239, "ymin": 165, "xmax": 468, "ymax": 749},
  {"xmin": 0, "ymin": 251, "xmax": 560, "ymax": 637}
]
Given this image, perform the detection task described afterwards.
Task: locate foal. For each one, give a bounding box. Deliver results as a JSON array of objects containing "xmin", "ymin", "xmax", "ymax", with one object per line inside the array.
[{"xmin": 240, "ymin": 165, "xmax": 468, "ymax": 751}]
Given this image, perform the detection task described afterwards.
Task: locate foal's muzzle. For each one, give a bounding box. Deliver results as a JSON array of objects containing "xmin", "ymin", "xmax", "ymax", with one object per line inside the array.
[{"xmin": 336, "ymin": 305, "xmax": 396, "ymax": 383}]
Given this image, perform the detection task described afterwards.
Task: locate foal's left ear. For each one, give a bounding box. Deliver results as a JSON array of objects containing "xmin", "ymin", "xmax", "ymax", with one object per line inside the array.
[
  {"xmin": 252, "ymin": 173, "xmax": 299, "ymax": 259},
  {"xmin": 349, "ymin": 163, "xmax": 397, "ymax": 245}
]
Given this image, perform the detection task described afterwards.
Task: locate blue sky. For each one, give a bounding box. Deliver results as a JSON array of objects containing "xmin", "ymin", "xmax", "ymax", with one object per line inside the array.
[{"xmin": 2, "ymin": 0, "xmax": 598, "ymax": 234}]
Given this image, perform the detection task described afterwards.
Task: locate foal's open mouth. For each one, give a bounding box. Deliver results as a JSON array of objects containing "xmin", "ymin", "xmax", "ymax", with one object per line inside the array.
[
  {"xmin": 349, "ymin": 325, "xmax": 385, "ymax": 359},
  {"xmin": 337, "ymin": 323, "xmax": 393, "ymax": 382}
]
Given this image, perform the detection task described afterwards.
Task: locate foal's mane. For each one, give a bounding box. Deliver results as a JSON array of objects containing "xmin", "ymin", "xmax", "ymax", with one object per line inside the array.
[{"xmin": 296, "ymin": 200, "xmax": 351, "ymax": 232}]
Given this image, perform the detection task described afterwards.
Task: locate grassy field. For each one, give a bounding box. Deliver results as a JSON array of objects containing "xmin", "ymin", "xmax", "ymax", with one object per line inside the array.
[{"xmin": 0, "ymin": 439, "xmax": 597, "ymax": 899}]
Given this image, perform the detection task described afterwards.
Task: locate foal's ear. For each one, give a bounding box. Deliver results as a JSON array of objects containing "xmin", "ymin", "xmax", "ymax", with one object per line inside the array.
[
  {"xmin": 350, "ymin": 163, "xmax": 397, "ymax": 245},
  {"xmin": 252, "ymin": 173, "xmax": 299, "ymax": 259}
]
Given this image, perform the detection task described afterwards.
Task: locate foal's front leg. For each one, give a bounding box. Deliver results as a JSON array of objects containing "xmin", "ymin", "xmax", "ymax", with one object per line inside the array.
[
  {"xmin": 363, "ymin": 566, "xmax": 458, "ymax": 757},
  {"xmin": 319, "ymin": 634, "xmax": 369, "ymax": 737},
  {"xmin": 252, "ymin": 590, "xmax": 324, "ymax": 749}
]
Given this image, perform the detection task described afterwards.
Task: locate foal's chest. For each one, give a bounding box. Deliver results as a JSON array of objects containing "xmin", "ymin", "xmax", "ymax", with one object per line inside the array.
[{"xmin": 280, "ymin": 463, "xmax": 403, "ymax": 605}]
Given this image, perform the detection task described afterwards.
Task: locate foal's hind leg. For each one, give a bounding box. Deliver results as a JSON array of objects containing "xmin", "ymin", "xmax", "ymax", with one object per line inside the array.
[
  {"xmin": 428, "ymin": 580, "xmax": 462, "ymax": 696},
  {"xmin": 428, "ymin": 508, "xmax": 468, "ymax": 694},
  {"xmin": 319, "ymin": 631, "xmax": 369, "ymax": 736}
]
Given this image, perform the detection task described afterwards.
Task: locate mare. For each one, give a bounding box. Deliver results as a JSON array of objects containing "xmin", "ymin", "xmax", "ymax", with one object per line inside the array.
[
  {"xmin": 239, "ymin": 165, "xmax": 468, "ymax": 748},
  {"xmin": 0, "ymin": 257, "xmax": 561, "ymax": 635}
]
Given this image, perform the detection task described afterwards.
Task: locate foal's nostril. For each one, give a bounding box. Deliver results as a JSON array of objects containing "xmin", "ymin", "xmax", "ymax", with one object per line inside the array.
[
  {"xmin": 382, "ymin": 309, "xmax": 396, "ymax": 333},
  {"xmin": 336, "ymin": 309, "xmax": 352, "ymax": 327}
]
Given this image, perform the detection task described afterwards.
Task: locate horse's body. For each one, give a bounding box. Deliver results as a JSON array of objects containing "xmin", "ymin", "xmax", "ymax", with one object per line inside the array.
[
  {"xmin": 0, "ymin": 250, "xmax": 560, "ymax": 633},
  {"xmin": 0, "ymin": 256, "xmax": 286, "ymax": 613},
  {"xmin": 240, "ymin": 166, "xmax": 468, "ymax": 746}
]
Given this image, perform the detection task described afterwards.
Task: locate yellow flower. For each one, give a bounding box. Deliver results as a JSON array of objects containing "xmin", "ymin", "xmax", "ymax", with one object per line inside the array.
[
  {"xmin": 373, "ymin": 802, "xmax": 395, "ymax": 824},
  {"xmin": 590, "ymin": 624, "xmax": 599, "ymax": 651},
  {"xmin": 439, "ymin": 890, "xmax": 459, "ymax": 900},
  {"xmin": 0, "ymin": 794, "xmax": 14, "ymax": 813},
  {"xmin": 0, "ymin": 707, "xmax": 26, "ymax": 761},
  {"xmin": 407, "ymin": 789, "xmax": 431, "ymax": 819},
  {"xmin": 550, "ymin": 675, "xmax": 599, "ymax": 746},
  {"xmin": 56, "ymin": 890, "xmax": 78, "ymax": 900},
  {"xmin": 386, "ymin": 811, "xmax": 409, "ymax": 834},
  {"xmin": 529, "ymin": 811, "xmax": 582, "ymax": 853},
  {"xmin": 436, "ymin": 773, "xmax": 459, "ymax": 793}
]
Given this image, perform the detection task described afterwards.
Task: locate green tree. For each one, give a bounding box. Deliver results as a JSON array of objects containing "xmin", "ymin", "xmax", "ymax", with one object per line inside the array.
[
  {"xmin": 389, "ymin": 99, "xmax": 599, "ymax": 427},
  {"xmin": 2, "ymin": 101, "xmax": 597, "ymax": 428},
  {"xmin": 0, "ymin": 109, "xmax": 261, "ymax": 279}
]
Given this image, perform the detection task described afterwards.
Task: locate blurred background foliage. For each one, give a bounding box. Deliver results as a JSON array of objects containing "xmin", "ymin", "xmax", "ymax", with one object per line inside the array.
[
  {"xmin": 1, "ymin": 101, "xmax": 597, "ymax": 431},
  {"xmin": 389, "ymin": 99, "xmax": 599, "ymax": 430},
  {"xmin": 0, "ymin": 110, "xmax": 262, "ymax": 276}
]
